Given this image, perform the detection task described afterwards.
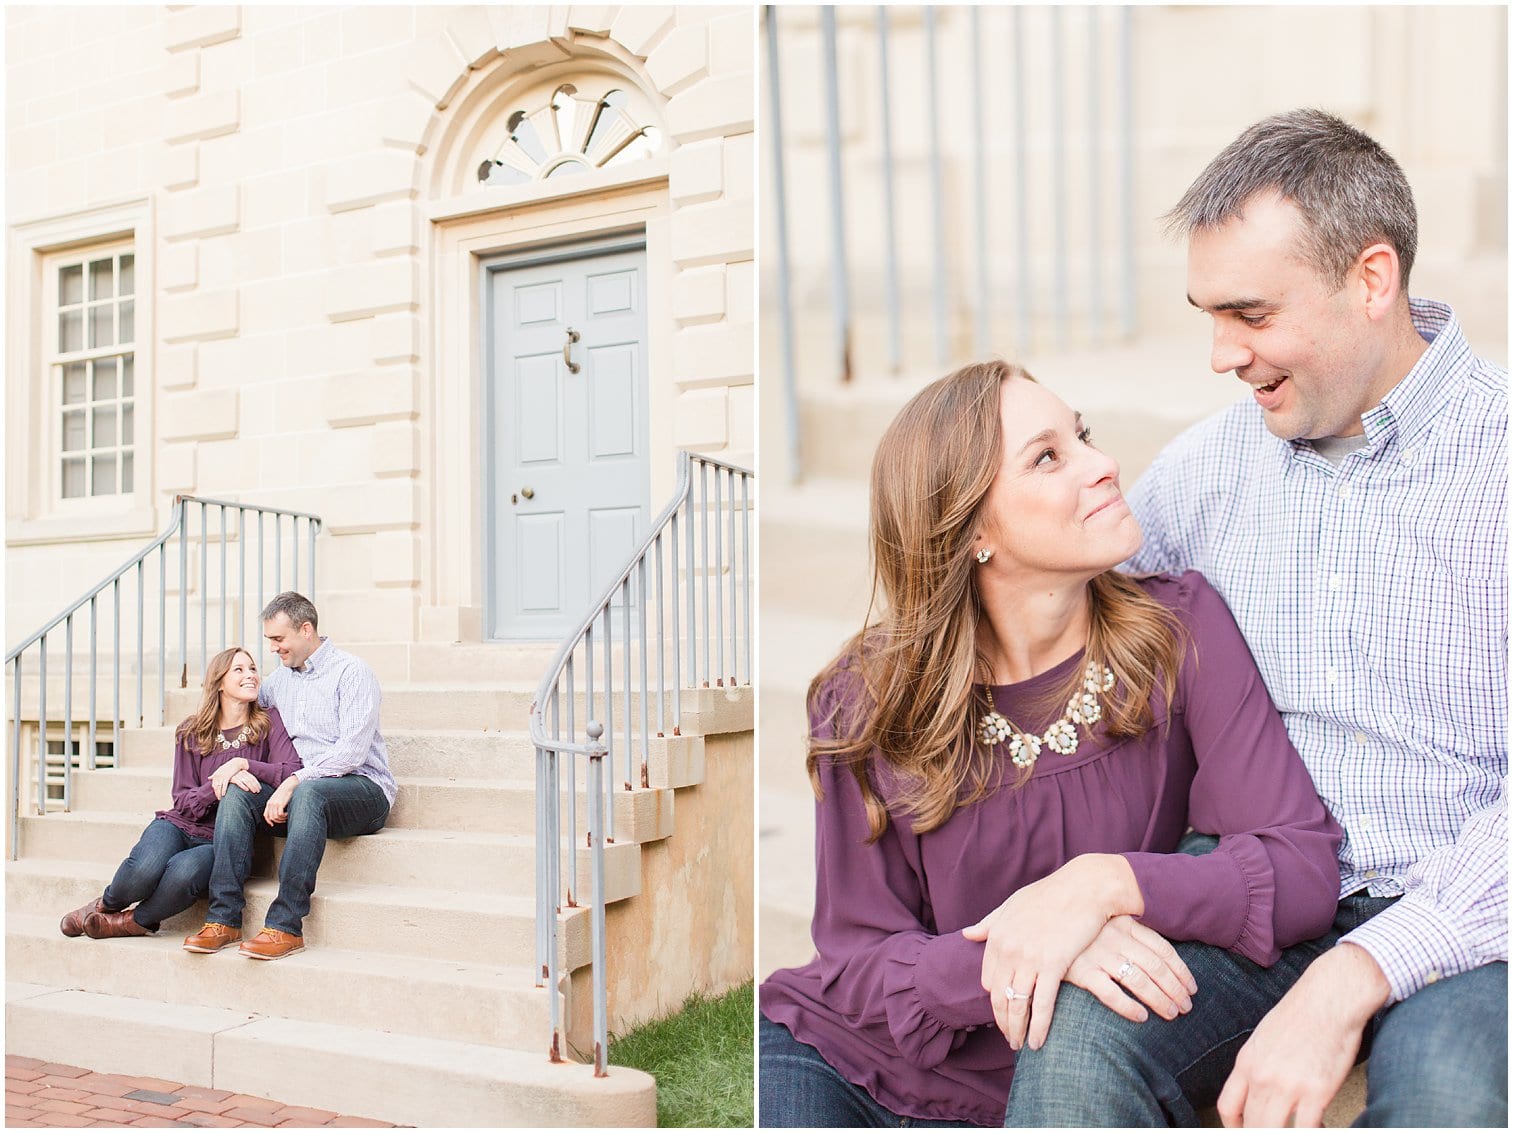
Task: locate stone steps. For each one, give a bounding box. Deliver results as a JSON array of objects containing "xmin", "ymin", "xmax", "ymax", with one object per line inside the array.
[
  {"xmin": 8, "ymin": 912, "xmax": 558, "ymax": 1054},
  {"xmin": 6, "ymin": 982, "xmax": 655, "ymax": 1128},
  {"xmin": 15, "ymin": 812, "xmax": 642, "ymax": 903},
  {"xmin": 57, "ymin": 764, "xmax": 675, "ymax": 842},
  {"xmin": 6, "ymin": 856, "xmax": 592, "ymax": 970}
]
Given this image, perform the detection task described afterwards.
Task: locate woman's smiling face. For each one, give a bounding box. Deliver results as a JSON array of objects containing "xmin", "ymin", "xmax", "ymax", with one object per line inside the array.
[
  {"xmin": 975, "ymin": 377, "xmax": 1143, "ymax": 581},
  {"xmin": 219, "ymin": 651, "xmax": 260, "ymax": 705}
]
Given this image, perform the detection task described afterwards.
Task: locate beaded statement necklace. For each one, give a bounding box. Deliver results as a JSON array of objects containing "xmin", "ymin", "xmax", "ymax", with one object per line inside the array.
[
  {"xmin": 214, "ymin": 723, "xmax": 252, "ymax": 752},
  {"xmin": 977, "ymin": 660, "xmax": 1116, "ymax": 768}
]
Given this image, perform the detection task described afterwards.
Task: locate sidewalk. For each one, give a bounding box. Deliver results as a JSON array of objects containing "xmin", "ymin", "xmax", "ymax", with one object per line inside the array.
[{"xmin": 5, "ymin": 1056, "xmax": 403, "ymax": 1128}]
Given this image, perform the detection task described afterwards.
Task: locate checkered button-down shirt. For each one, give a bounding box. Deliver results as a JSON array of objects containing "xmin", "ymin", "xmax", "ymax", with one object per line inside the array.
[
  {"xmin": 259, "ymin": 637, "xmax": 397, "ymax": 807},
  {"xmin": 1126, "ymin": 298, "xmax": 1507, "ymax": 1003}
]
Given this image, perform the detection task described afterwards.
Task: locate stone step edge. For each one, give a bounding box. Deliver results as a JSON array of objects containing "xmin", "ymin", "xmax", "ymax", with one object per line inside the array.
[
  {"xmin": 5, "ymin": 982, "xmax": 656, "ymax": 1128},
  {"xmin": 6, "ymin": 912, "xmax": 542, "ymax": 986}
]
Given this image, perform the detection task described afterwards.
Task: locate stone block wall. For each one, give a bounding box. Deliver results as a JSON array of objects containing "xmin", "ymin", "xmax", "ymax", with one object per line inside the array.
[{"xmin": 6, "ymin": 5, "xmax": 755, "ymax": 646}]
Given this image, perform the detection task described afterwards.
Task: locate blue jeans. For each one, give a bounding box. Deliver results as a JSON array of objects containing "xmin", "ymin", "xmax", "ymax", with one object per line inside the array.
[
  {"xmin": 1004, "ymin": 893, "xmax": 1509, "ymax": 1127},
  {"xmin": 760, "ymin": 1014, "xmax": 972, "ymax": 1127},
  {"xmin": 207, "ymin": 774, "xmax": 389, "ymax": 935},
  {"xmin": 102, "ymin": 817, "xmax": 214, "ymax": 931}
]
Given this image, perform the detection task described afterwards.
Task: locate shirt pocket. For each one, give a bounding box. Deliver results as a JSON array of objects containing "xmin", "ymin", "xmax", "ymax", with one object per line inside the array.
[{"xmin": 1358, "ymin": 571, "xmax": 1506, "ymax": 754}]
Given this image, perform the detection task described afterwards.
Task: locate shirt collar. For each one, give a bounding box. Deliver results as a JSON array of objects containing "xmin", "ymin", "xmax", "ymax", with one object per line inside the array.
[
  {"xmin": 296, "ymin": 636, "xmax": 333, "ymax": 675},
  {"xmin": 1364, "ymin": 298, "xmax": 1469, "ymax": 452},
  {"xmin": 1280, "ymin": 298, "xmax": 1469, "ymax": 467}
]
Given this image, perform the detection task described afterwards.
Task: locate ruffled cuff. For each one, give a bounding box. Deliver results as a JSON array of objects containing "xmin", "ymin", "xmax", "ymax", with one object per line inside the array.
[
  {"xmin": 1342, "ymin": 896, "xmax": 1480, "ymax": 1005},
  {"xmin": 880, "ymin": 932, "xmax": 992, "ymax": 1069},
  {"xmin": 1123, "ymin": 834, "xmax": 1279, "ymax": 965}
]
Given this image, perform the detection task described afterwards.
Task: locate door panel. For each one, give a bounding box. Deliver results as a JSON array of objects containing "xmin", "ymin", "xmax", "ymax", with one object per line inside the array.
[{"xmin": 486, "ymin": 244, "xmax": 649, "ymax": 640}]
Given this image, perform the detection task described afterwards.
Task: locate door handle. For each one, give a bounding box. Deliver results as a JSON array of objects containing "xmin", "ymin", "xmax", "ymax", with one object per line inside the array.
[
  {"xmin": 520, "ymin": 486, "xmax": 535, "ymax": 500},
  {"xmin": 563, "ymin": 327, "xmax": 581, "ymax": 374}
]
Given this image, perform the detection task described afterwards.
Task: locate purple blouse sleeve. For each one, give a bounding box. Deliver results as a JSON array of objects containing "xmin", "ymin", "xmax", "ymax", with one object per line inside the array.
[
  {"xmin": 808, "ymin": 677, "xmax": 995, "ymax": 1071},
  {"xmin": 1121, "ymin": 573, "xmax": 1342, "ymax": 966},
  {"xmin": 170, "ymin": 729, "xmax": 217, "ymax": 821},
  {"xmin": 244, "ymin": 709, "xmax": 301, "ymax": 786}
]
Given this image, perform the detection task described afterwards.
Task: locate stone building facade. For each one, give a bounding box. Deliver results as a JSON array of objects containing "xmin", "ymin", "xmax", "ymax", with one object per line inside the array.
[{"xmin": 7, "ymin": 4, "xmax": 755, "ymax": 651}]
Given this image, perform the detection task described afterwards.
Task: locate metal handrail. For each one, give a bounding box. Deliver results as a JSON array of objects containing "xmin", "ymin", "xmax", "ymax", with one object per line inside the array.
[
  {"xmin": 529, "ymin": 450, "xmax": 754, "ymax": 1075},
  {"xmin": 7, "ymin": 495, "xmax": 321, "ymax": 861}
]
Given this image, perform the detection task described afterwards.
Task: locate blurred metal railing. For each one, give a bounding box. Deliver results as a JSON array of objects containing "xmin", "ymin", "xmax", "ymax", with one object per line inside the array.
[
  {"xmin": 529, "ymin": 451, "xmax": 754, "ymax": 1074},
  {"xmin": 765, "ymin": 4, "xmax": 1137, "ymax": 479},
  {"xmin": 6, "ymin": 495, "xmax": 321, "ymax": 859}
]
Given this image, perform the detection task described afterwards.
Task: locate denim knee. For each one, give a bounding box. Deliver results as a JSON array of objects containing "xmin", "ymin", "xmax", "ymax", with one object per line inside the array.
[
  {"xmin": 1363, "ymin": 963, "xmax": 1508, "ymax": 1128},
  {"xmin": 215, "ymin": 783, "xmax": 263, "ymax": 828}
]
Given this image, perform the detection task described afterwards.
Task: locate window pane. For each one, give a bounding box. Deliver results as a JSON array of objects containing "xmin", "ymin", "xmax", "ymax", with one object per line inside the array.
[
  {"xmin": 59, "ymin": 264, "xmax": 83, "ymax": 306},
  {"xmin": 92, "ymin": 357, "xmax": 118, "ymax": 401},
  {"xmin": 59, "ymin": 309, "xmax": 83, "ymax": 353},
  {"xmin": 92, "ymin": 454, "xmax": 117, "ymax": 496},
  {"xmin": 63, "ymin": 363, "xmax": 87, "ymax": 404},
  {"xmin": 122, "ymin": 404, "xmax": 134, "ymax": 445},
  {"xmin": 119, "ymin": 255, "xmax": 134, "ymax": 297},
  {"xmin": 62, "ymin": 410, "xmax": 86, "ymax": 452},
  {"xmin": 92, "ymin": 405, "xmax": 117, "ymax": 447},
  {"xmin": 89, "ymin": 258, "xmax": 114, "ymax": 300},
  {"xmin": 62, "ymin": 458, "xmax": 85, "ymax": 499},
  {"xmin": 121, "ymin": 452, "xmax": 133, "ymax": 494},
  {"xmin": 89, "ymin": 303, "xmax": 114, "ymax": 349},
  {"xmin": 119, "ymin": 299, "xmax": 134, "ymax": 344},
  {"xmin": 121, "ymin": 355, "xmax": 134, "ymax": 395}
]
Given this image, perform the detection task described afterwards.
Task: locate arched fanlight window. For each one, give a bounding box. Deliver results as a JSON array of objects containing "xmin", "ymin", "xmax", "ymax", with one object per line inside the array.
[{"xmin": 477, "ymin": 85, "xmax": 661, "ymax": 187}]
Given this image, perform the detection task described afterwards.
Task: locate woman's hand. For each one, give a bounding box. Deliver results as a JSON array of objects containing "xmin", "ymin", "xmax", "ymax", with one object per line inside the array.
[
  {"xmin": 962, "ymin": 854, "xmax": 1143, "ymax": 1051},
  {"xmin": 228, "ymin": 769, "xmax": 260, "ymax": 794},
  {"xmin": 210, "ymin": 757, "xmax": 250, "ymax": 800},
  {"xmin": 1064, "ymin": 915, "xmax": 1197, "ymax": 1025}
]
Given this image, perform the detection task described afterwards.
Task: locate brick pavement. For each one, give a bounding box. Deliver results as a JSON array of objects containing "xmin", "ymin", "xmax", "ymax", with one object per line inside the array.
[{"xmin": 5, "ymin": 1056, "xmax": 405, "ymax": 1129}]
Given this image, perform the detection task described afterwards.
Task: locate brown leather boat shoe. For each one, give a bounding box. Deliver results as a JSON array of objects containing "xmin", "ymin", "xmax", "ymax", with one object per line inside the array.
[
  {"xmin": 60, "ymin": 897, "xmax": 105, "ymax": 937},
  {"xmin": 83, "ymin": 908, "xmax": 151, "ymax": 939},
  {"xmin": 183, "ymin": 923, "xmax": 242, "ymax": 953},
  {"xmin": 239, "ymin": 927, "xmax": 304, "ymax": 960}
]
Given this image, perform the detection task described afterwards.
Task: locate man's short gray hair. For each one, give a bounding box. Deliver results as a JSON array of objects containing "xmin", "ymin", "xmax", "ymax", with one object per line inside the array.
[
  {"xmin": 261, "ymin": 591, "xmax": 319, "ymax": 633},
  {"xmin": 1164, "ymin": 108, "xmax": 1418, "ymax": 290}
]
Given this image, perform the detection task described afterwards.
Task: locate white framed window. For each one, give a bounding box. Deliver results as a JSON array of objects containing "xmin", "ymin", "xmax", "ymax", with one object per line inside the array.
[
  {"xmin": 49, "ymin": 243, "xmax": 137, "ymax": 501},
  {"xmin": 7, "ymin": 199, "xmax": 155, "ymax": 544}
]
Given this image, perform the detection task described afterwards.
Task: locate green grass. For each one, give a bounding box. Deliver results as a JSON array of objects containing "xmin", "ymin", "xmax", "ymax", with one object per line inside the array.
[{"xmin": 608, "ymin": 981, "xmax": 754, "ymax": 1128}]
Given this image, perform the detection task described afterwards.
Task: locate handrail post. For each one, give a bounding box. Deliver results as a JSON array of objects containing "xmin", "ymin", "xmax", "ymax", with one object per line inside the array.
[{"xmin": 585, "ymin": 720, "xmax": 609, "ymax": 1077}]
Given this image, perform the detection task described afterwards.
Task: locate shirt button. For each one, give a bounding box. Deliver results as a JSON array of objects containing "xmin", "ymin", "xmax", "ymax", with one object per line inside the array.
[
  {"xmin": 1358, "ymin": 816, "xmax": 1372, "ymax": 832},
  {"xmin": 1426, "ymin": 970, "xmax": 1441, "ymax": 984},
  {"xmin": 1364, "ymin": 869, "xmax": 1378, "ymax": 879},
  {"xmin": 1326, "ymin": 666, "xmax": 1339, "ymax": 685},
  {"xmin": 1329, "ymin": 575, "xmax": 1342, "ymax": 591},
  {"xmin": 1336, "ymin": 482, "xmax": 1350, "ymax": 498},
  {"xmin": 1402, "ymin": 447, "xmax": 1418, "ymax": 466},
  {"xmin": 1353, "ymin": 732, "xmax": 1368, "ymax": 745}
]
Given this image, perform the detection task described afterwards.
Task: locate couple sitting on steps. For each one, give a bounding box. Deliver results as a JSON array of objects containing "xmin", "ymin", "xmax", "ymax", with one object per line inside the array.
[{"xmin": 59, "ymin": 591, "xmax": 395, "ymax": 961}]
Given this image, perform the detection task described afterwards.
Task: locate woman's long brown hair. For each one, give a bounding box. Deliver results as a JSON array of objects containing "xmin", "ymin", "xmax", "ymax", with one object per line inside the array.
[
  {"xmin": 807, "ymin": 361, "xmax": 1184, "ymax": 841},
  {"xmin": 176, "ymin": 646, "xmax": 271, "ymax": 757}
]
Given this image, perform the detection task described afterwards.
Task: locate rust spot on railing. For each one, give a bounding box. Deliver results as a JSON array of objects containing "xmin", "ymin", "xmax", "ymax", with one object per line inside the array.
[
  {"xmin": 673, "ymin": 726, "xmax": 681, "ymax": 736},
  {"xmin": 594, "ymin": 1042, "xmax": 607, "ymax": 1078},
  {"xmin": 640, "ymin": 763, "xmax": 649, "ymax": 789},
  {"xmin": 550, "ymin": 1033, "xmax": 563, "ymax": 1063}
]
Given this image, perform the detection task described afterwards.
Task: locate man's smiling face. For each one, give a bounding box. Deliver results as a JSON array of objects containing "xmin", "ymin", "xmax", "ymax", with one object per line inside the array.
[
  {"xmin": 264, "ymin": 612, "xmax": 318, "ymax": 670},
  {"xmin": 1186, "ymin": 192, "xmax": 1383, "ymax": 441}
]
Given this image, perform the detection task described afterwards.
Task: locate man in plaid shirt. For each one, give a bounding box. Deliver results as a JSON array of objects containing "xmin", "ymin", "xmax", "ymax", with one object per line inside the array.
[{"xmin": 1005, "ymin": 110, "xmax": 1506, "ymax": 1128}]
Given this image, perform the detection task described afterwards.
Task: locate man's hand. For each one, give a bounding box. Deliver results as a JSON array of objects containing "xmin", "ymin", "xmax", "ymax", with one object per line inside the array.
[
  {"xmin": 264, "ymin": 776, "xmax": 299, "ymax": 825},
  {"xmin": 210, "ymin": 757, "xmax": 249, "ymax": 800},
  {"xmin": 1218, "ymin": 943, "xmax": 1389, "ymax": 1127}
]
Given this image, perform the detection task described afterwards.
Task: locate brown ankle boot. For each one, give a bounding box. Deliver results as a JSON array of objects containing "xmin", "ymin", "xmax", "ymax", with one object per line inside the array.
[
  {"xmin": 60, "ymin": 897, "xmax": 105, "ymax": 937},
  {"xmin": 83, "ymin": 908, "xmax": 151, "ymax": 939}
]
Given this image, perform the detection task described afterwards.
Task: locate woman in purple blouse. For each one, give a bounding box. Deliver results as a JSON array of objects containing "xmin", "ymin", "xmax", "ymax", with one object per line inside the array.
[
  {"xmin": 58, "ymin": 646, "xmax": 301, "ymax": 940},
  {"xmin": 759, "ymin": 362, "xmax": 1342, "ymax": 1127}
]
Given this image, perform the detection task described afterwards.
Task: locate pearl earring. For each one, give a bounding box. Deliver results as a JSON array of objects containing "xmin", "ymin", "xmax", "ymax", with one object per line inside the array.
[{"xmin": 975, "ymin": 548, "xmax": 993, "ymax": 564}]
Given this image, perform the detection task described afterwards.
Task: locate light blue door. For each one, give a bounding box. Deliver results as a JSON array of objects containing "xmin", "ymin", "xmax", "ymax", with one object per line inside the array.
[{"xmin": 485, "ymin": 243, "xmax": 650, "ymax": 640}]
